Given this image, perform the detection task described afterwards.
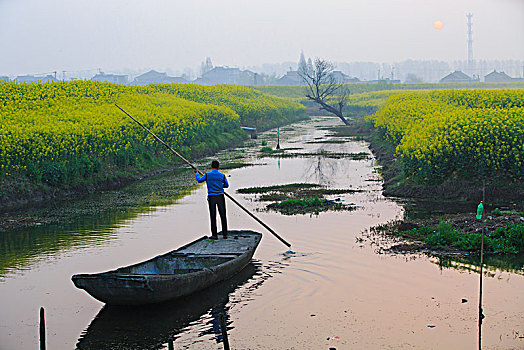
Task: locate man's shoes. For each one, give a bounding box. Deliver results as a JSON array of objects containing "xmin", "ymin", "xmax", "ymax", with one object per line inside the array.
[
  {"xmin": 209, "ymin": 235, "xmax": 218, "ymax": 240},
  {"xmin": 223, "ymin": 235, "xmax": 228, "ymax": 239}
]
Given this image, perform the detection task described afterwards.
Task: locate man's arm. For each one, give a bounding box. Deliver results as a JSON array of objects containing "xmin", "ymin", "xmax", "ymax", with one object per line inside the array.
[
  {"xmin": 223, "ymin": 174, "xmax": 229, "ymax": 188},
  {"xmin": 196, "ymin": 172, "xmax": 207, "ymax": 183}
]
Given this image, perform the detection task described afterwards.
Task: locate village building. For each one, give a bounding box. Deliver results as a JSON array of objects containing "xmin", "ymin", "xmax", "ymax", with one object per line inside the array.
[
  {"xmin": 15, "ymin": 75, "xmax": 58, "ymax": 83},
  {"xmin": 91, "ymin": 72, "xmax": 129, "ymax": 84},
  {"xmin": 484, "ymin": 70, "xmax": 517, "ymax": 83},
  {"xmin": 367, "ymin": 78, "xmax": 401, "ymax": 83},
  {"xmin": 200, "ymin": 67, "xmax": 256, "ymax": 85},
  {"xmin": 330, "ymin": 70, "xmax": 360, "ymax": 83},
  {"xmin": 275, "ymin": 70, "xmax": 360, "ymax": 85},
  {"xmin": 132, "ymin": 70, "xmax": 189, "ymax": 85},
  {"xmin": 192, "ymin": 77, "xmax": 214, "ymax": 85},
  {"xmin": 439, "ymin": 70, "xmax": 478, "ymax": 83},
  {"xmin": 275, "ymin": 70, "xmax": 304, "ymax": 85}
]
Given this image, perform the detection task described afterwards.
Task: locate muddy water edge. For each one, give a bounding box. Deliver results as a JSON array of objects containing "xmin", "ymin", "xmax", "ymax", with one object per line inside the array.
[{"xmin": 0, "ymin": 116, "xmax": 522, "ymax": 349}]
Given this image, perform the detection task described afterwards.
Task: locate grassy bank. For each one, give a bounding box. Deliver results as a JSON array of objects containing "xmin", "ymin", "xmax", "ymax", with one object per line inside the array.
[
  {"xmin": 371, "ymin": 211, "xmax": 524, "ymax": 255},
  {"xmin": 0, "ymin": 81, "xmax": 306, "ymax": 209}
]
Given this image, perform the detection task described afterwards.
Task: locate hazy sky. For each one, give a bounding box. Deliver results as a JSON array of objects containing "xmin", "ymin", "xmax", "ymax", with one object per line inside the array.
[{"xmin": 1, "ymin": 0, "xmax": 523, "ymax": 76}]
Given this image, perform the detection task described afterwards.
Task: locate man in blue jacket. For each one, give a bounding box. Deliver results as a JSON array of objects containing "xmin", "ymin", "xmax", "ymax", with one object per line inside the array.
[{"xmin": 195, "ymin": 160, "xmax": 229, "ymax": 239}]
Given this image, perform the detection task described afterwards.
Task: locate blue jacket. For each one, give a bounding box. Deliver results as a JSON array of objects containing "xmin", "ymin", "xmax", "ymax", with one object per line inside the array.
[{"xmin": 196, "ymin": 169, "xmax": 229, "ymax": 195}]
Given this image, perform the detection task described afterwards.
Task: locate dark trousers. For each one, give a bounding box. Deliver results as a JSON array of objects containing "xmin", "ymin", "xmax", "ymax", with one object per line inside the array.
[{"xmin": 208, "ymin": 194, "xmax": 227, "ymax": 237}]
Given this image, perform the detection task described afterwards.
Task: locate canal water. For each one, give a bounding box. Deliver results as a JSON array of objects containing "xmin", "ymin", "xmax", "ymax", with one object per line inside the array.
[{"xmin": 0, "ymin": 117, "xmax": 522, "ymax": 349}]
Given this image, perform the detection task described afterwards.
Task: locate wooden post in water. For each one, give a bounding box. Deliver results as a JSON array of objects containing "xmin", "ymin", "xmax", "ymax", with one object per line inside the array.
[
  {"xmin": 168, "ymin": 338, "xmax": 174, "ymax": 350},
  {"xmin": 219, "ymin": 313, "xmax": 230, "ymax": 350},
  {"xmin": 276, "ymin": 127, "xmax": 281, "ymax": 150},
  {"xmin": 478, "ymin": 227, "xmax": 485, "ymax": 350},
  {"xmin": 478, "ymin": 182, "xmax": 486, "ymax": 350},
  {"xmin": 39, "ymin": 307, "xmax": 46, "ymax": 350}
]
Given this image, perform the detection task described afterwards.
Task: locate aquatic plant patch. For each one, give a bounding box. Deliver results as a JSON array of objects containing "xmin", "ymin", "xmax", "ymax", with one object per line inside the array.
[
  {"xmin": 305, "ymin": 139, "xmax": 347, "ymax": 144},
  {"xmin": 259, "ymin": 147, "xmax": 302, "ymax": 154},
  {"xmin": 238, "ymin": 183, "xmax": 359, "ymax": 215},
  {"xmin": 257, "ymin": 188, "xmax": 363, "ymax": 202},
  {"xmin": 422, "ymin": 222, "xmax": 523, "ymax": 254},
  {"xmin": 267, "ymin": 197, "xmax": 355, "ymax": 215},
  {"xmin": 260, "ymin": 151, "xmax": 370, "ymax": 160},
  {"xmin": 369, "ymin": 213, "xmax": 524, "ymax": 254},
  {"xmin": 237, "ymin": 183, "xmax": 320, "ymax": 194},
  {"xmin": 215, "ymin": 162, "xmax": 256, "ymax": 170}
]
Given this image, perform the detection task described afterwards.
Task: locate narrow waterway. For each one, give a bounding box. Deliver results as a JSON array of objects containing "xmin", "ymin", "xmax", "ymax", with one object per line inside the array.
[{"xmin": 0, "ymin": 117, "xmax": 522, "ymax": 349}]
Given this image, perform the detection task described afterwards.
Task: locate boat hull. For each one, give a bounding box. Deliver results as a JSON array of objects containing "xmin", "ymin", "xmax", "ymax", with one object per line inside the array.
[{"xmin": 72, "ymin": 230, "xmax": 261, "ymax": 305}]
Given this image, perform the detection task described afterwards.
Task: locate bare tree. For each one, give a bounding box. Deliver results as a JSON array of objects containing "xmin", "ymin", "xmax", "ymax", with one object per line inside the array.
[{"xmin": 299, "ymin": 58, "xmax": 350, "ymax": 125}]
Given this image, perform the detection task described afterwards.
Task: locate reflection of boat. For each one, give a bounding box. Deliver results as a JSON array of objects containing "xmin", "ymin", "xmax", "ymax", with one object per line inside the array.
[
  {"xmin": 76, "ymin": 262, "xmax": 260, "ymax": 350},
  {"xmin": 72, "ymin": 230, "xmax": 262, "ymax": 305}
]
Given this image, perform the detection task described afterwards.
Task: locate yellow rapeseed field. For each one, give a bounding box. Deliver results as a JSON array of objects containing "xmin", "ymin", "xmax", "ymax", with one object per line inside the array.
[
  {"xmin": 370, "ymin": 89, "xmax": 524, "ymax": 182},
  {"xmin": 0, "ymin": 81, "xmax": 305, "ymax": 188}
]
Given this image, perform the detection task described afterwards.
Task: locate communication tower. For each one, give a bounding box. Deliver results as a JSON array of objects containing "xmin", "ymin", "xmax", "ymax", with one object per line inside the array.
[{"xmin": 466, "ymin": 13, "xmax": 473, "ymax": 68}]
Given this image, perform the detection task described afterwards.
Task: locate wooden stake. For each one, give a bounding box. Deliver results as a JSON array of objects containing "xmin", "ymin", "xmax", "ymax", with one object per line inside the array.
[
  {"xmin": 39, "ymin": 307, "xmax": 46, "ymax": 350},
  {"xmin": 478, "ymin": 185, "xmax": 486, "ymax": 350},
  {"xmin": 478, "ymin": 228, "xmax": 485, "ymax": 350}
]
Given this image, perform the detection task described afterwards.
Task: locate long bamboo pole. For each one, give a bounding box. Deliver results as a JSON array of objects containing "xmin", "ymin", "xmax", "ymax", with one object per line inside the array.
[{"xmin": 115, "ymin": 104, "xmax": 291, "ymax": 248}]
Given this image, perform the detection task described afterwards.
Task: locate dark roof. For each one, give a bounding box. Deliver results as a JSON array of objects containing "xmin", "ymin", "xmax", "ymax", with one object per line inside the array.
[
  {"xmin": 165, "ymin": 76, "xmax": 189, "ymax": 84},
  {"xmin": 15, "ymin": 75, "xmax": 57, "ymax": 83},
  {"xmin": 439, "ymin": 70, "xmax": 474, "ymax": 83},
  {"xmin": 275, "ymin": 71, "xmax": 303, "ymax": 85},
  {"xmin": 92, "ymin": 73, "xmax": 128, "ymax": 78},
  {"xmin": 484, "ymin": 70, "xmax": 513, "ymax": 81},
  {"xmin": 134, "ymin": 70, "xmax": 167, "ymax": 81},
  {"xmin": 485, "ymin": 70, "xmax": 509, "ymax": 77},
  {"xmin": 201, "ymin": 66, "xmax": 255, "ymax": 85},
  {"xmin": 330, "ymin": 70, "xmax": 360, "ymax": 83},
  {"xmin": 132, "ymin": 70, "xmax": 189, "ymax": 85}
]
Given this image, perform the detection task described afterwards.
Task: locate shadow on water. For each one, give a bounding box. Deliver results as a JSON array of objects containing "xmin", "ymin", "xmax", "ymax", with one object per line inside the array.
[
  {"xmin": 402, "ymin": 198, "xmax": 522, "ymax": 220},
  {"xmin": 400, "ymin": 199, "xmax": 479, "ymax": 220},
  {"xmin": 76, "ymin": 262, "xmax": 261, "ymax": 350},
  {"xmin": 432, "ymin": 253, "xmax": 524, "ymax": 276}
]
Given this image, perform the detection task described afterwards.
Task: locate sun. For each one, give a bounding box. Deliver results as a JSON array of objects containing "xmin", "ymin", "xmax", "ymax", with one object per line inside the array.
[{"xmin": 433, "ymin": 20, "xmax": 444, "ymax": 30}]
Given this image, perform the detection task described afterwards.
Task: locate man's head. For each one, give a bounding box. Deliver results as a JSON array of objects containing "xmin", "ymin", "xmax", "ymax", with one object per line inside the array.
[{"xmin": 211, "ymin": 160, "xmax": 220, "ymax": 169}]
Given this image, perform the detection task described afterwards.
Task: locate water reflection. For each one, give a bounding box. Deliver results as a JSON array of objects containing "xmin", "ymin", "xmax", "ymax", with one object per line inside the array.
[
  {"xmin": 76, "ymin": 262, "xmax": 261, "ymax": 350},
  {"xmin": 367, "ymin": 229, "xmax": 524, "ymax": 274},
  {"xmin": 402, "ymin": 199, "xmax": 482, "ymax": 220},
  {"xmin": 432, "ymin": 253, "xmax": 524, "ymax": 276},
  {"xmin": 0, "ymin": 168, "xmax": 196, "ymax": 280},
  {"xmin": 0, "ymin": 209, "xmax": 143, "ymax": 279},
  {"xmin": 303, "ymin": 156, "xmax": 336, "ymax": 185}
]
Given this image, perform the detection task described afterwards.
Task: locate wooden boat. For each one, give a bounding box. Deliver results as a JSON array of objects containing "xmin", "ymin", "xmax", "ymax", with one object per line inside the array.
[{"xmin": 72, "ymin": 230, "xmax": 262, "ymax": 305}]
